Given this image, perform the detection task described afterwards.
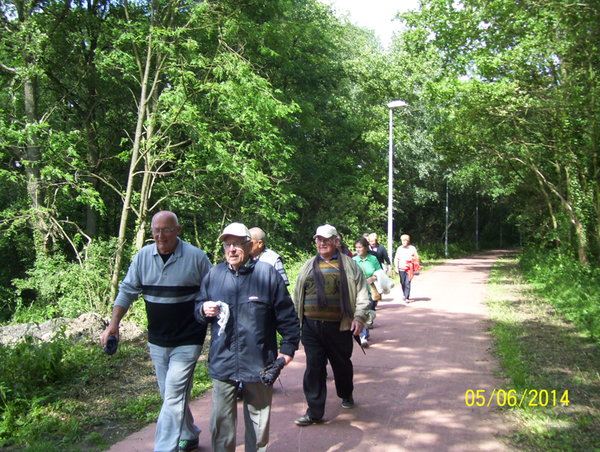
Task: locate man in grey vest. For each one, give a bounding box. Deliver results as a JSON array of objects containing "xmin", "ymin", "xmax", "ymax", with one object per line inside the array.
[{"xmin": 249, "ymin": 227, "xmax": 289, "ymax": 285}]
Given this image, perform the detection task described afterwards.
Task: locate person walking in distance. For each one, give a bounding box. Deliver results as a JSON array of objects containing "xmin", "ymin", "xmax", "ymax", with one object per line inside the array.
[
  {"xmin": 101, "ymin": 211, "xmax": 212, "ymax": 452},
  {"xmin": 353, "ymin": 236, "xmax": 382, "ymax": 347},
  {"xmin": 293, "ymin": 224, "xmax": 369, "ymax": 426},
  {"xmin": 394, "ymin": 234, "xmax": 420, "ymax": 302},
  {"xmin": 367, "ymin": 233, "xmax": 392, "ymax": 276}
]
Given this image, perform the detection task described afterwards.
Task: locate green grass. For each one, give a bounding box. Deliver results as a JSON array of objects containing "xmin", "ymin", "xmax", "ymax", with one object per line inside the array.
[
  {"xmin": 486, "ymin": 253, "xmax": 600, "ymax": 451},
  {"xmin": 0, "ymin": 333, "xmax": 211, "ymax": 452}
]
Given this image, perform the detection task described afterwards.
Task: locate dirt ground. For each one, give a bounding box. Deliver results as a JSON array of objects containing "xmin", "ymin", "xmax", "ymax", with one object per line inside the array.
[{"xmin": 0, "ymin": 312, "xmax": 144, "ymax": 346}]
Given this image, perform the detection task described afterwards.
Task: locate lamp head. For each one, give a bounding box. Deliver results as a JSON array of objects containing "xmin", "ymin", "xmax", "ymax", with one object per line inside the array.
[{"xmin": 387, "ymin": 100, "xmax": 407, "ymax": 109}]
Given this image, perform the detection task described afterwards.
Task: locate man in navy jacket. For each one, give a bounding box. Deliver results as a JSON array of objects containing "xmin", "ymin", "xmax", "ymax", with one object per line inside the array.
[{"xmin": 195, "ymin": 222, "xmax": 299, "ymax": 452}]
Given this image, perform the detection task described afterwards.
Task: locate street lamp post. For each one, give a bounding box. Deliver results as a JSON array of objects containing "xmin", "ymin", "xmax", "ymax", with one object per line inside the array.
[
  {"xmin": 476, "ymin": 191, "xmax": 479, "ymax": 251},
  {"xmin": 445, "ymin": 179, "xmax": 449, "ymax": 258},
  {"xmin": 387, "ymin": 100, "xmax": 407, "ymax": 264}
]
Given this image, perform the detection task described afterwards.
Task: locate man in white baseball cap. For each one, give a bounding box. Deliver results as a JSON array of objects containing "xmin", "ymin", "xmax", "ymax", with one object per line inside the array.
[
  {"xmin": 195, "ymin": 222, "xmax": 299, "ymax": 451},
  {"xmin": 292, "ymin": 224, "xmax": 369, "ymax": 426}
]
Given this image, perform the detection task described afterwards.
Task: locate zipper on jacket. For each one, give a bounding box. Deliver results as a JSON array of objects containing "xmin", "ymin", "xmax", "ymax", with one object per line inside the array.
[{"xmin": 233, "ymin": 269, "xmax": 240, "ymax": 381}]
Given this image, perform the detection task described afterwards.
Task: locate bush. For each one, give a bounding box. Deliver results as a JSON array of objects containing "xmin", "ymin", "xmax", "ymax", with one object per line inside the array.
[
  {"xmin": 520, "ymin": 247, "xmax": 600, "ymax": 340},
  {"xmin": 416, "ymin": 240, "xmax": 479, "ymax": 263},
  {"xmin": 11, "ymin": 239, "xmax": 118, "ymax": 323},
  {"xmin": 0, "ymin": 327, "xmax": 209, "ymax": 451}
]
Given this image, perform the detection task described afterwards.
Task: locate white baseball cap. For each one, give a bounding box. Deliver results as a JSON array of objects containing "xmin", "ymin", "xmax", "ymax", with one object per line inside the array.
[
  {"xmin": 218, "ymin": 222, "xmax": 251, "ymax": 242},
  {"xmin": 313, "ymin": 224, "xmax": 338, "ymax": 239}
]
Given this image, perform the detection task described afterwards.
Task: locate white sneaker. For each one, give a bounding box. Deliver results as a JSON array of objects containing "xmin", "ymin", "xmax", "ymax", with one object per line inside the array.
[{"xmin": 360, "ymin": 337, "xmax": 369, "ymax": 348}]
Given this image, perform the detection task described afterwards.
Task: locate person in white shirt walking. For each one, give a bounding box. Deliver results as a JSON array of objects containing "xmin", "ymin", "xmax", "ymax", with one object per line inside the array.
[{"xmin": 394, "ymin": 234, "xmax": 419, "ymax": 302}]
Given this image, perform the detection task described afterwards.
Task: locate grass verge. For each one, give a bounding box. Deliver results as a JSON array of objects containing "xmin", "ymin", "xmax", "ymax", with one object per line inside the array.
[
  {"xmin": 0, "ymin": 336, "xmax": 211, "ymax": 452},
  {"xmin": 486, "ymin": 253, "xmax": 600, "ymax": 451}
]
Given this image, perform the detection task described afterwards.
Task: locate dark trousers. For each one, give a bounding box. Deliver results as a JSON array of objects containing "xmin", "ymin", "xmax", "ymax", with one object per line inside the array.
[
  {"xmin": 301, "ymin": 318, "xmax": 354, "ymax": 419},
  {"xmin": 400, "ymin": 271, "xmax": 411, "ymax": 299}
]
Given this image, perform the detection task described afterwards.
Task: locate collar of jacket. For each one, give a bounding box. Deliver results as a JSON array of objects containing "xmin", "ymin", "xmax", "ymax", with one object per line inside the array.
[{"xmin": 228, "ymin": 258, "xmax": 256, "ymax": 275}]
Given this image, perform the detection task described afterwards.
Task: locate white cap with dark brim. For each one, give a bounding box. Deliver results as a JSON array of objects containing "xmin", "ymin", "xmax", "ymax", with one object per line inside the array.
[{"xmin": 218, "ymin": 222, "xmax": 251, "ymax": 242}]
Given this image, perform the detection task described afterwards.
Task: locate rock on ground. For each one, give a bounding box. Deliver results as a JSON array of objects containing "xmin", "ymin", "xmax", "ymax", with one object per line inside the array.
[{"xmin": 0, "ymin": 313, "xmax": 145, "ymax": 346}]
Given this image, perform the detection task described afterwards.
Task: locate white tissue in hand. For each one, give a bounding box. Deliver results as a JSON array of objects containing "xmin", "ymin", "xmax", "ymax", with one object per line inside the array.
[{"xmin": 214, "ymin": 301, "xmax": 230, "ymax": 336}]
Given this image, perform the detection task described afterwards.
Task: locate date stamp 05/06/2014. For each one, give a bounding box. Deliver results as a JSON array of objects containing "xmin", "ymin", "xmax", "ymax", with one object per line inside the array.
[{"xmin": 465, "ymin": 389, "xmax": 570, "ymax": 408}]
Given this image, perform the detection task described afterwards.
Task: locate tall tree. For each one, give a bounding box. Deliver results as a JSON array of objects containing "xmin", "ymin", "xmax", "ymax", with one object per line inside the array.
[{"xmin": 402, "ymin": 0, "xmax": 600, "ymax": 264}]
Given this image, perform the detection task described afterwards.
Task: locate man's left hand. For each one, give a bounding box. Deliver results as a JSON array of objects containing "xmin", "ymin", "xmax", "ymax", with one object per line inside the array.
[{"xmin": 277, "ymin": 353, "xmax": 293, "ymax": 366}]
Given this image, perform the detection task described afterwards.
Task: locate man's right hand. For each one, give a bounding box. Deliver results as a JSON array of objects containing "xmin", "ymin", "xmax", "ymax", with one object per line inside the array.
[
  {"xmin": 350, "ymin": 320, "xmax": 364, "ymax": 336},
  {"xmin": 100, "ymin": 305, "xmax": 127, "ymax": 348},
  {"xmin": 203, "ymin": 301, "xmax": 221, "ymax": 318},
  {"xmin": 101, "ymin": 324, "xmax": 119, "ymax": 348}
]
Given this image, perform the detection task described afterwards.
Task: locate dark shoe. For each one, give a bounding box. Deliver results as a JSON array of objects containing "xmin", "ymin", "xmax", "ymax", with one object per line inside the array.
[
  {"xmin": 295, "ymin": 414, "xmax": 323, "ymax": 426},
  {"xmin": 179, "ymin": 437, "xmax": 199, "ymax": 452},
  {"xmin": 341, "ymin": 397, "xmax": 355, "ymax": 409}
]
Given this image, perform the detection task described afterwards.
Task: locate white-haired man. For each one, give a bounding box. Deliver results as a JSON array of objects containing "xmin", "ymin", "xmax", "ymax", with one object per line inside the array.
[
  {"xmin": 101, "ymin": 210, "xmax": 212, "ymax": 452},
  {"xmin": 249, "ymin": 227, "xmax": 289, "ymax": 285}
]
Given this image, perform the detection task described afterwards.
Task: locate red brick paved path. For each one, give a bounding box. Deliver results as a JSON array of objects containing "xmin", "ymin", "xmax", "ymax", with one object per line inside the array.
[{"xmin": 108, "ymin": 250, "xmax": 514, "ymax": 452}]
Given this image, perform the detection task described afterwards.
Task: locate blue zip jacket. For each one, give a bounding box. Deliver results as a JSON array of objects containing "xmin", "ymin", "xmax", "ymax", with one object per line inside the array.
[{"xmin": 195, "ymin": 259, "xmax": 299, "ymax": 383}]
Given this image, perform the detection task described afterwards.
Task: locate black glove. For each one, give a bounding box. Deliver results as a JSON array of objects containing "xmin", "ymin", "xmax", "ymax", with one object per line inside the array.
[
  {"xmin": 104, "ymin": 334, "xmax": 119, "ymax": 355},
  {"xmin": 259, "ymin": 357, "xmax": 286, "ymax": 386}
]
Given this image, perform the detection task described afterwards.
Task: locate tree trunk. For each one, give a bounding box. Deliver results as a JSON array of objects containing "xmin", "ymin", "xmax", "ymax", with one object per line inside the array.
[
  {"xmin": 23, "ymin": 59, "xmax": 49, "ymax": 251},
  {"xmin": 108, "ymin": 38, "xmax": 154, "ymax": 302}
]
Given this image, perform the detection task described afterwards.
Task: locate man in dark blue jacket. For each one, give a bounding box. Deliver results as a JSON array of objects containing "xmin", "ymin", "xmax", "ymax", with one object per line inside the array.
[{"xmin": 195, "ymin": 222, "xmax": 299, "ymax": 452}]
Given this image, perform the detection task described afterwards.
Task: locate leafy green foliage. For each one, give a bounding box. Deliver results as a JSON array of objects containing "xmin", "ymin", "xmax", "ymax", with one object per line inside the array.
[
  {"xmin": 487, "ymin": 254, "xmax": 600, "ymax": 451},
  {"xmin": 0, "ymin": 332, "xmax": 211, "ymax": 451},
  {"xmin": 520, "ymin": 247, "xmax": 600, "ymax": 340},
  {"xmin": 11, "ymin": 239, "xmax": 119, "ymax": 321},
  {"xmin": 402, "ymin": 0, "xmax": 600, "ymax": 265}
]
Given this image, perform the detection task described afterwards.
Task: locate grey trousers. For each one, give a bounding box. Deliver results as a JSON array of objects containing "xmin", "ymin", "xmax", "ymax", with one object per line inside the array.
[{"xmin": 210, "ymin": 379, "xmax": 273, "ymax": 452}]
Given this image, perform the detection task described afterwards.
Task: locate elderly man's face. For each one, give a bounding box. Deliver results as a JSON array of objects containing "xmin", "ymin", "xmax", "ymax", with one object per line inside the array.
[
  {"xmin": 222, "ymin": 235, "xmax": 252, "ymax": 270},
  {"xmin": 315, "ymin": 236, "xmax": 338, "ymax": 260},
  {"xmin": 151, "ymin": 212, "xmax": 181, "ymax": 255},
  {"xmin": 250, "ymin": 237, "xmax": 264, "ymax": 258}
]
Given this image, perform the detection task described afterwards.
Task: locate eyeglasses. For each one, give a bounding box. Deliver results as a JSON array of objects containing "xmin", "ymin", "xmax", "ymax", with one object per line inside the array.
[
  {"xmin": 315, "ymin": 237, "xmax": 335, "ymax": 244},
  {"xmin": 151, "ymin": 227, "xmax": 176, "ymax": 235},
  {"xmin": 223, "ymin": 240, "xmax": 250, "ymax": 250}
]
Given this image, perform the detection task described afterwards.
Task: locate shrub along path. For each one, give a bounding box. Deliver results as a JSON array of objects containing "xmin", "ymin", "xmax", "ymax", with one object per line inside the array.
[{"xmin": 108, "ymin": 250, "xmax": 515, "ymax": 452}]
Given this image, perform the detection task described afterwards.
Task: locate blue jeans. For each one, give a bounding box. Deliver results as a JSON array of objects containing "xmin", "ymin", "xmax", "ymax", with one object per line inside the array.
[
  {"xmin": 361, "ymin": 293, "xmax": 374, "ymax": 339},
  {"xmin": 148, "ymin": 343, "xmax": 203, "ymax": 452}
]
